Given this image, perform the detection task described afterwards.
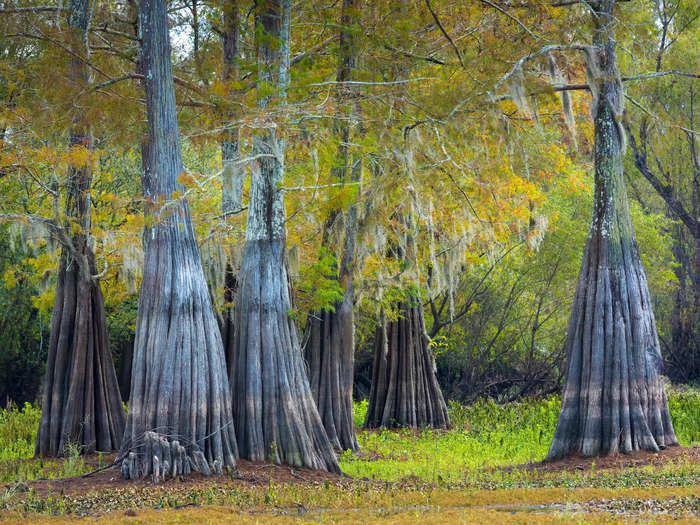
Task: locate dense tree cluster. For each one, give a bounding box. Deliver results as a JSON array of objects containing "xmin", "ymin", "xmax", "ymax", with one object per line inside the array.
[{"xmin": 0, "ymin": 0, "xmax": 697, "ymax": 474}]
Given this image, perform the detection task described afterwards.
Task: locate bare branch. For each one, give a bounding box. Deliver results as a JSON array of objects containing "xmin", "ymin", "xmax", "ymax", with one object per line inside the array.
[
  {"xmin": 310, "ymin": 78, "xmax": 435, "ymax": 87},
  {"xmin": 0, "ymin": 6, "xmax": 67, "ymax": 13},
  {"xmin": 478, "ymin": 0, "xmax": 540, "ymax": 40},
  {"xmin": 425, "ymin": 0, "xmax": 465, "ymax": 68},
  {"xmin": 625, "ymin": 120, "xmax": 700, "ymax": 238},
  {"xmin": 623, "ymin": 70, "xmax": 700, "ymax": 82}
]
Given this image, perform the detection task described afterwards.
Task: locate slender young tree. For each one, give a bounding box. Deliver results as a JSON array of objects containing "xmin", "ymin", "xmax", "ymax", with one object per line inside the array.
[
  {"xmin": 303, "ymin": 0, "xmax": 360, "ymax": 453},
  {"xmin": 547, "ymin": 0, "xmax": 678, "ymax": 459},
  {"xmin": 120, "ymin": 0, "xmax": 237, "ymax": 479},
  {"xmin": 36, "ymin": 0, "xmax": 125, "ymax": 457},
  {"xmin": 220, "ymin": 0, "xmax": 245, "ymax": 374},
  {"xmin": 230, "ymin": 0, "xmax": 340, "ymax": 473}
]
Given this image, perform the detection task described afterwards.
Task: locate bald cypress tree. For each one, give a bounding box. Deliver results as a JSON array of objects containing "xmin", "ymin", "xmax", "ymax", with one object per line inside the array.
[
  {"xmin": 547, "ymin": 0, "xmax": 678, "ymax": 460},
  {"xmin": 303, "ymin": 0, "xmax": 360, "ymax": 453},
  {"xmin": 35, "ymin": 0, "xmax": 125, "ymax": 457},
  {"xmin": 120, "ymin": 0, "xmax": 237, "ymax": 480},
  {"xmin": 229, "ymin": 0, "xmax": 340, "ymax": 473}
]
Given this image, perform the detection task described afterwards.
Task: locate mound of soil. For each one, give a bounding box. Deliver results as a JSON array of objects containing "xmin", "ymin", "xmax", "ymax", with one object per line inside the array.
[
  {"xmin": 500, "ymin": 445, "xmax": 700, "ymax": 474},
  {"xmin": 24, "ymin": 458, "xmax": 343, "ymax": 498}
]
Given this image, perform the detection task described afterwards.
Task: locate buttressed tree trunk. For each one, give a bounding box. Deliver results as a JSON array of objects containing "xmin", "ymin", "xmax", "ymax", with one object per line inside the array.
[
  {"xmin": 230, "ymin": 0, "xmax": 340, "ymax": 473},
  {"xmin": 220, "ymin": 0, "xmax": 245, "ymax": 374},
  {"xmin": 36, "ymin": 0, "xmax": 125, "ymax": 457},
  {"xmin": 303, "ymin": 0, "xmax": 360, "ymax": 453},
  {"xmin": 547, "ymin": 0, "xmax": 678, "ymax": 460},
  {"xmin": 364, "ymin": 303, "xmax": 450, "ymax": 429},
  {"xmin": 120, "ymin": 0, "xmax": 237, "ymax": 480}
]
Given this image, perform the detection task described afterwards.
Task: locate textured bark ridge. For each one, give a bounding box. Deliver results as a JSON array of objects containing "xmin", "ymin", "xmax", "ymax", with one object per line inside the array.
[
  {"xmin": 365, "ymin": 302, "xmax": 450, "ymax": 429},
  {"xmin": 121, "ymin": 0, "xmax": 237, "ymax": 480},
  {"xmin": 36, "ymin": 250, "xmax": 126, "ymax": 456},
  {"xmin": 232, "ymin": 239, "xmax": 340, "ymax": 471},
  {"xmin": 35, "ymin": 0, "xmax": 125, "ymax": 457},
  {"xmin": 304, "ymin": 297, "xmax": 359, "ymax": 452},
  {"xmin": 229, "ymin": 0, "xmax": 340, "ymax": 473},
  {"xmin": 302, "ymin": 0, "xmax": 360, "ymax": 453},
  {"xmin": 547, "ymin": 0, "xmax": 678, "ymax": 460}
]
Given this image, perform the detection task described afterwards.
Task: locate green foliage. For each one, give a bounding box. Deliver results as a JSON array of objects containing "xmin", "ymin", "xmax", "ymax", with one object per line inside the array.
[
  {"xmin": 0, "ymin": 402, "xmax": 39, "ymax": 462},
  {"xmin": 297, "ymin": 247, "xmax": 345, "ymax": 313},
  {"xmin": 666, "ymin": 385, "xmax": 700, "ymax": 445},
  {"xmin": 0, "ymin": 227, "xmax": 48, "ymax": 406}
]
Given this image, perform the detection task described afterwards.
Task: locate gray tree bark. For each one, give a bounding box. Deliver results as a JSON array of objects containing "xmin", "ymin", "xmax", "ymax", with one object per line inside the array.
[
  {"xmin": 220, "ymin": 0, "xmax": 245, "ymax": 375},
  {"xmin": 303, "ymin": 0, "xmax": 360, "ymax": 453},
  {"xmin": 36, "ymin": 0, "xmax": 125, "ymax": 457},
  {"xmin": 120, "ymin": 0, "xmax": 237, "ymax": 480},
  {"xmin": 547, "ymin": 0, "xmax": 678, "ymax": 460},
  {"xmin": 229, "ymin": 0, "xmax": 340, "ymax": 473},
  {"xmin": 364, "ymin": 302, "xmax": 450, "ymax": 429}
]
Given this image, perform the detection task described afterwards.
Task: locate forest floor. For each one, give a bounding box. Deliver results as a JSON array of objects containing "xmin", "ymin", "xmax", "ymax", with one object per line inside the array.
[{"xmin": 1, "ymin": 392, "xmax": 699, "ymax": 523}]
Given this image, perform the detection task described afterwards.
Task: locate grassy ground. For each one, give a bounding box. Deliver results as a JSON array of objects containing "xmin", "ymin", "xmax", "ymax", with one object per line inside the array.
[{"xmin": 1, "ymin": 387, "xmax": 699, "ymax": 523}]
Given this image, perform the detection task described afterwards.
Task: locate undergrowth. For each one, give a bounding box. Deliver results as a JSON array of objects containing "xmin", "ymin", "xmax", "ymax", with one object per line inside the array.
[
  {"xmin": 1, "ymin": 387, "xmax": 698, "ymax": 485},
  {"xmin": 342, "ymin": 387, "xmax": 700, "ymax": 482}
]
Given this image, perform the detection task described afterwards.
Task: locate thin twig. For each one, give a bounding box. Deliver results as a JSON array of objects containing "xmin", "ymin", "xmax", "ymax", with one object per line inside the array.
[{"xmin": 425, "ymin": 0, "xmax": 465, "ymax": 68}]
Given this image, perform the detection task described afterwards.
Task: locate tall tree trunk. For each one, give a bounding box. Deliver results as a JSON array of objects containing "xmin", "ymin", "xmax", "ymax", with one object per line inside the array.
[
  {"xmin": 230, "ymin": 0, "xmax": 339, "ymax": 473},
  {"xmin": 364, "ymin": 302, "xmax": 450, "ymax": 429},
  {"xmin": 547, "ymin": 0, "xmax": 677, "ymax": 460},
  {"xmin": 117, "ymin": 336, "xmax": 133, "ymax": 402},
  {"xmin": 303, "ymin": 0, "xmax": 360, "ymax": 453},
  {"xmin": 35, "ymin": 0, "xmax": 125, "ymax": 457},
  {"xmin": 120, "ymin": 0, "xmax": 237, "ymax": 480},
  {"xmin": 220, "ymin": 0, "xmax": 244, "ymax": 375}
]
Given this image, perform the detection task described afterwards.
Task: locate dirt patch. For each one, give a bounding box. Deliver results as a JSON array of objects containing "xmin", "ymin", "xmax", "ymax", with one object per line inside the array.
[
  {"xmin": 22, "ymin": 458, "xmax": 343, "ymax": 497},
  {"xmin": 499, "ymin": 445, "xmax": 700, "ymax": 474}
]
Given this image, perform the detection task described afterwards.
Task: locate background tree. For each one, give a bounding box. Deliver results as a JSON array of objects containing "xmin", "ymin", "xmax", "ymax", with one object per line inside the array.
[
  {"xmin": 623, "ymin": 0, "xmax": 699, "ymax": 383},
  {"xmin": 303, "ymin": 0, "xmax": 361, "ymax": 452},
  {"xmin": 30, "ymin": 0, "xmax": 126, "ymax": 457},
  {"xmin": 120, "ymin": 0, "xmax": 237, "ymax": 479},
  {"xmin": 219, "ymin": 0, "xmax": 245, "ymax": 374}
]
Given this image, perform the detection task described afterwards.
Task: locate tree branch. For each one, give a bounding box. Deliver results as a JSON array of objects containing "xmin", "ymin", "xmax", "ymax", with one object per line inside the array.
[
  {"xmin": 425, "ymin": 0, "xmax": 465, "ymax": 68},
  {"xmin": 622, "ymin": 70, "xmax": 700, "ymax": 82},
  {"xmin": 625, "ymin": 121, "xmax": 700, "ymax": 239},
  {"xmin": 0, "ymin": 6, "xmax": 67, "ymax": 13},
  {"xmin": 478, "ymin": 0, "xmax": 540, "ymax": 40}
]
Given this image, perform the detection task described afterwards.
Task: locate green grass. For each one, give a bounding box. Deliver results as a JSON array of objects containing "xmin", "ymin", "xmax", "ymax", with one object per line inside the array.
[
  {"xmin": 0, "ymin": 402, "xmax": 86, "ymax": 482},
  {"xmin": 341, "ymin": 387, "xmax": 700, "ymax": 482},
  {"xmin": 1, "ymin": 390, "xmax": 699, "ymax": 520},
  {"xmin": 0, "ymin": 402, "xmax": 39, "ymax": 462}
]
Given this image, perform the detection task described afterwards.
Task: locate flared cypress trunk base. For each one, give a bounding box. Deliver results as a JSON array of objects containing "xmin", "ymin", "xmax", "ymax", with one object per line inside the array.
[
  {"xmin": 304, "ymin": 300, "xmax": 359, "ymax": 452},
  {"xmin": 36, "ymin": 252, "xmax": 125, "ymax": 457},
  {"xmin": 121, "ymin": 219, "xmax": 237, "ymax": 480},
  {"xmin": 547, "ymin": 232, "xmax": 679, "ymax": 461},
  {"xmin": 365, "ymin": 302, "xmax": 450, "ymax": 429},
  {"xmin": 231, "ymin": 239, "xmax": 341, "ymax": 473}
]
